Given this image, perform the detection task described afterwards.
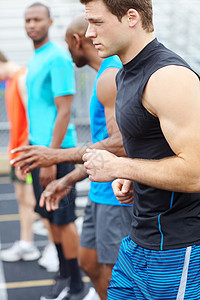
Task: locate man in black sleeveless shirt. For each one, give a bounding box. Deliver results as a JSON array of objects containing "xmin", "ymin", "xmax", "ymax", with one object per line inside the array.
[{"xmin": 82, "ymin": 0, "xmax": 200, "ymax": 299}]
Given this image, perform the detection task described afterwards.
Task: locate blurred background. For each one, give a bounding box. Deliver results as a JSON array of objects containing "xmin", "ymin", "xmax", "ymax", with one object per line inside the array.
[{"xmin": 0, "ymin": 0, "xmax": 200, "ymax": 173}]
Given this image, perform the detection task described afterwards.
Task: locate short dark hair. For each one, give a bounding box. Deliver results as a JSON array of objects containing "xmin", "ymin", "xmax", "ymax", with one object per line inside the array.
[
  {"xmin": 27, "ymin": 2, "xmax": 51, "ymax": 18},
  {"xmin": 0, "ymin": 51, "xmax": 8, "ymax": 63},
  {"xmin": 80, "ymin": 0, "xmax": 154, "ymax": 32}
]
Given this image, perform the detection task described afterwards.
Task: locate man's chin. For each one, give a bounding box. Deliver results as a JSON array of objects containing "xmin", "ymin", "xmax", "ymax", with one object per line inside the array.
[
  {"xmin": 33, "ymin": 39, "xmax": 42, "ymax": 44},
  {"xmin": 32, "ymin": 36, "xmax": 47, "ymax": 45},
  {"xmin": 97, "ymin": 50, "xmax": 111, "ymax": 59}
]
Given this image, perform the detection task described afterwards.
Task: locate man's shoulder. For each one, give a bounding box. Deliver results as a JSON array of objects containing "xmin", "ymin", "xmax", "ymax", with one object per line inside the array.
[
  {"xmin": 48, "ymin": 41, "xmax": 64, "ymax": 52},
  {"xmin": 101, "ymin": 55, "xmax": 122, "ymax": 70},
  {"xmin": 48, "ymin": 42, "xmax": 70, "ymax": 58},
  {"xmin": 97, "ymin": 56, "xmax": 122, "ymax": 81}
]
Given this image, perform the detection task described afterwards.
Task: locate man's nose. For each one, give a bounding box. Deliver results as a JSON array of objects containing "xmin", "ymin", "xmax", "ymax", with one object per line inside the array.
[
  {"xmin": 27, "ymin": 19, "xmax": 36, "ymax": 28},
  {"xmin": 85, "ymin": 24, "xmax": 96, "ymax": 39}
]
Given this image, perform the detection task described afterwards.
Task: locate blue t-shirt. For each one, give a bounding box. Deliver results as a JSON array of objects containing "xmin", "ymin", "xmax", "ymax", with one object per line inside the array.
[
  {"xmin": 26, "ymin": 41, "xmax": 77, "ymax": 148},
  {"xmin": 89, "ymin": 56, "xmax": 129, "ymax": 206}
]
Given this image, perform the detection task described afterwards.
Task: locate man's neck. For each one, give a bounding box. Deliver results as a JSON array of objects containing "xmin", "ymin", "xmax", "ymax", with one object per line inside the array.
[
  {"xmin": 33, "ymin": 37, "xmax": 50, "ymax": 50},
  {"xmin": 88, "ymin": 48, "xmax": 103, "ymax": 72},
  {"xmin": 120, "ymin": 32, "xmax": 155, "ymax": 65}
]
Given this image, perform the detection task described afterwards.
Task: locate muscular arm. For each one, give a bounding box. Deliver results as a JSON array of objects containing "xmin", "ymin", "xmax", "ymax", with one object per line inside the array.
[
  {"xmin": 51, "ymin": 68, "xmax": 126, "ymax": 158},
  {"xmin": 83, "ymin": 66, "xmax": 200, "ymax": 193},
  {"xmin": 11, "ymin": 67, "xmax": 126, "ymax": 171},
  {"xmin": 50, "ymin": 95, "xmax": 74, "ymax": 148},
  {"xmin": 39, "ymin": 94, "xmax": 73, "ymax": 187},
  {"xmin": 96, "ymin": 67, "xmax": 125, "ymax": 156}
]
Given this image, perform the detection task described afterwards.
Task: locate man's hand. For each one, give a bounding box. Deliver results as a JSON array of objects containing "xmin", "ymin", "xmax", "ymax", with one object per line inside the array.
[
  {"xmin": 10, "ymin": 146, "xmax": 57, "ymax": 173},
  {"xmin": 14, "ymin": 166, "xmax": 27, "ymax": 181},
  {"xmin": 83, "ymin": 148, "xmax": 118, "ymax": 182},
  {"xmin": 40, "ymin": 176, "xmax": 73, "ymax": 211},
  {"xmin": 112, "ymin": 179, "xmax": 134, "ymax": 205},
  {"xmin": 39, "ymin": 165, "xmax": 57, "ymax": 188}
]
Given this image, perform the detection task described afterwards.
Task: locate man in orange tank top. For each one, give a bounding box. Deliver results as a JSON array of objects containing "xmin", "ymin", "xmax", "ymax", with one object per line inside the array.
[{"xmin": 0, "ymin": 51, "xmax": 40, "ymax": 262}]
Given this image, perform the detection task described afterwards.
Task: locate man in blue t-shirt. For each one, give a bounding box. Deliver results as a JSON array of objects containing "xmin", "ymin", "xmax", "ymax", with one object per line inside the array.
[
  {"xmin": 23, "ymin": 3, "xmax": 87, "ymax": 300},
  {"xmin": 11, "ymin": 14, "xmax": 132, "ymax": 300}
]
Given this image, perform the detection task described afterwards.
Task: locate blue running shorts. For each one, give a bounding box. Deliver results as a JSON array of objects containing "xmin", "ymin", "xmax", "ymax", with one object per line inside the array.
[{"xmin": 108, "ymin": 236, "xmax": 200, "ymax": 300}]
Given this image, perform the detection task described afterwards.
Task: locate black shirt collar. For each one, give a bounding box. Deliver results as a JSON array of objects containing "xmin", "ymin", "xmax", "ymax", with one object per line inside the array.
[{"xmin": 123, "ymin": 38, "xmax": 159, "ymax": 71}]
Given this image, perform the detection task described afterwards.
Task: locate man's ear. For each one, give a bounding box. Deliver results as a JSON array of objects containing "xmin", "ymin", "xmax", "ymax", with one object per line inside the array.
[
  {"xmin": 73, "ymin": 33, "xmax": 82, "ymax": 49},
  {"xmin": 49, "ymin": 18, "xmax": 53, "ymax": 27},
  {"xmin": 127, "ymin": 9, "xmax": 140, "ymax": 28}
]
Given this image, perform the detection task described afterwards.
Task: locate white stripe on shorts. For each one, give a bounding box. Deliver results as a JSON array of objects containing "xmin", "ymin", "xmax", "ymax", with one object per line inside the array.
[{"xmin": 176, "ymin": 246, "xmax": 192, "ymax": 300}]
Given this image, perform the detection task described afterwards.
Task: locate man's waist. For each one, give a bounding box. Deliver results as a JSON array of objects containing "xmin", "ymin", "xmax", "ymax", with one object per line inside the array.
[{"xmin": 129, "ymin": 213, "xmax": 200, "ymax": 251}]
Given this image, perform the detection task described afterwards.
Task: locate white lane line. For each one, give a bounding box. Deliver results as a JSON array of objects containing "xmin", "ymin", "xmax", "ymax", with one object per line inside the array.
[
  {"xmin": 0, "ymin": 177, "xmax": 10, "ymax": 185},
  {"xmin": 0, "ymin": 193, "xmax": 15, "ymax": 201}
]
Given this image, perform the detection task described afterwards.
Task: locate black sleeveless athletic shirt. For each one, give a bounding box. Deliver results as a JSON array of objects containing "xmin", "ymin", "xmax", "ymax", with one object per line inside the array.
[{"xmin": 115, "ymin": 38, "xmax": 200, "ymax": 251}]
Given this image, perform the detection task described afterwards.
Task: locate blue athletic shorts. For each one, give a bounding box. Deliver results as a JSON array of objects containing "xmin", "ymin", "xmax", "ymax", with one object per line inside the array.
[{"xmin": 108, "ymin": 236, "xmax": 200, "ymax": 300}]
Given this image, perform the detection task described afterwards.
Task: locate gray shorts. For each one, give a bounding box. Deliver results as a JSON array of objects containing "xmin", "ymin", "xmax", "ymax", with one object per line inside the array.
[{"xmin": 80, "ymin": 199, "xmax": 132, "ymax": 264}]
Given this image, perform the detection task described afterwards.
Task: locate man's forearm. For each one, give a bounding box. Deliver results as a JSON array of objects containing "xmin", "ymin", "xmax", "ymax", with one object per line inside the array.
[
  {"xmin": 54, "ymin": 131, "xmax": 126, "ymax": 164},
  {"xmin": 62, "ymin": 165, "xmax": 88, "ymax": 186},
  {"xmin": 10, "ymin": 128, "xmax": 126, "ymax": 169},
  {"xmin": 114, "ymin": 155, "xmax": 200, "ymax": 193}
]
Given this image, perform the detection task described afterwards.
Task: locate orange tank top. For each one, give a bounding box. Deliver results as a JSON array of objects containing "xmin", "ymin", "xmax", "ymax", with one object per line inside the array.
[{"xmin": 5, "ymin": 68, "xmax": 28, "ymax": 160}]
